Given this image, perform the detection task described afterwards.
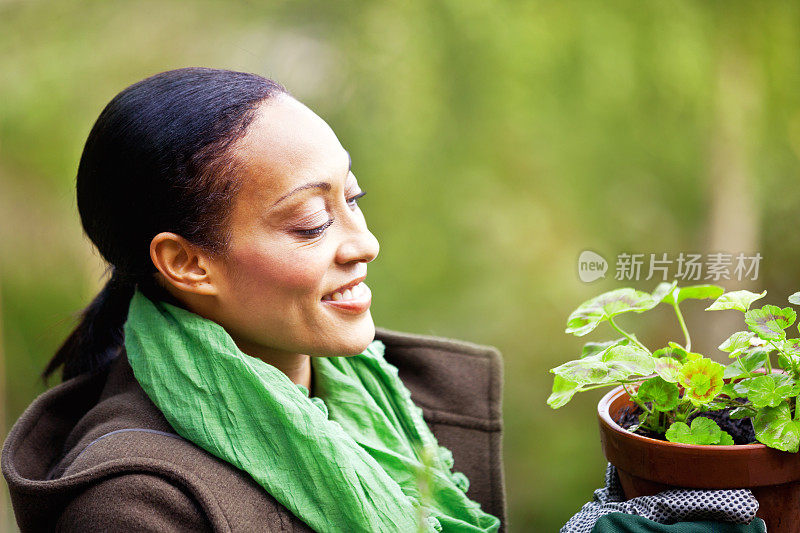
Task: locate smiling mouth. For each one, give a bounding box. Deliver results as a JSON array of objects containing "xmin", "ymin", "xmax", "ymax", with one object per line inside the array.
[
  {"xmin": 321, "ymin": 281, "xmax": 369, "ymax": 302},
  {"xmin": 321, "ymin": 281, "xmax": 372, "ymax": 314}
]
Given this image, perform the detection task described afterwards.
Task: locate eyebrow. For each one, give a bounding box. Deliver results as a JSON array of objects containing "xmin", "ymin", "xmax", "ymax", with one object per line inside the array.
[{"xmin": 271, "ymin": 152, "xmax": 352, "ymax": 207}]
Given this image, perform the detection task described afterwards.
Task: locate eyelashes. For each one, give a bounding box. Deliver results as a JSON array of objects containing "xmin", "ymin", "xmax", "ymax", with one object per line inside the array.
[
  {"xmin": 297, "ymin": 218, "xmax": 334, "ymax": 237},
  {"xmin": 297, "ymin": 191, "xmax": 366, "ymax": 238},
  {"xmin": 347, "ymin": 191, "xmax": 367, "ymax": 208}
]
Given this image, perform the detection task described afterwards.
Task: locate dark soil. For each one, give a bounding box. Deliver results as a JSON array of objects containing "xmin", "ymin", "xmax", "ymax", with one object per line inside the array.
[{"xmin": 617, "ymin": 403, "xmax": 757, "ymax": 445}]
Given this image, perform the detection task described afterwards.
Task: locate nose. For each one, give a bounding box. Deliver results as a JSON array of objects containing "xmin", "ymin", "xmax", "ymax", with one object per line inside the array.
[{"xmin": 335, "ymin": 216, "xmax": 380, "ymax": 265}]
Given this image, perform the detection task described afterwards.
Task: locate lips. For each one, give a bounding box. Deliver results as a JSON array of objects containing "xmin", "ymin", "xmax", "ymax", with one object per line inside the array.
[{"xmin": 321, "ymin": 275, "xmax": 372, "ymax": 314}]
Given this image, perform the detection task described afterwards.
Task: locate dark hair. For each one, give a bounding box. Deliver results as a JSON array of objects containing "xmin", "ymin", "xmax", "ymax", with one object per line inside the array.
[{"xmin": 43, "ymin": 67, "xmax": 287, "ymax": 382}]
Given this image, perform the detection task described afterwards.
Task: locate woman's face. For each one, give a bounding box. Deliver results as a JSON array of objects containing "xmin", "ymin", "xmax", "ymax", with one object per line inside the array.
[{"xmin": 207, "ymin": 95, "xmax": 380, "ymax": 362}]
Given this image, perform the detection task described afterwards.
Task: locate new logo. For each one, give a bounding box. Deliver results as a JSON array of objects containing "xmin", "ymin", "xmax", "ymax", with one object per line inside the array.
[{"xmin": 578, "ymin": 250, "xmax": 607, "ymax": 282}]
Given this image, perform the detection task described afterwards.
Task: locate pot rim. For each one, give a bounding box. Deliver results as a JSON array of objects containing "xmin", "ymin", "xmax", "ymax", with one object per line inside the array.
[{"xmin": 598, "ymin": 385, "xmax": 767, "ymax": 451}]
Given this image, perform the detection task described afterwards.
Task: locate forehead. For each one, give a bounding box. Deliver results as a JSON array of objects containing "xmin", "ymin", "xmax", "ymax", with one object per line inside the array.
[{"xmin": 231, "ymin": 95, "xmax": 349, "ymax": 204}]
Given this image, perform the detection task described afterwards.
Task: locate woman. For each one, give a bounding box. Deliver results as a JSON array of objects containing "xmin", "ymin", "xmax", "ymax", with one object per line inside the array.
[{"xmin": 0, "ymin": 68, "xmax": 506, "ymax": 532}]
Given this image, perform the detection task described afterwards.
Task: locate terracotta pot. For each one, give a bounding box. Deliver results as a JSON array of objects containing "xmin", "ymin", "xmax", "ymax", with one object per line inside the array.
[{"xmin": 598, "ymin": 385, "xmax": 800, "ymax": 533}]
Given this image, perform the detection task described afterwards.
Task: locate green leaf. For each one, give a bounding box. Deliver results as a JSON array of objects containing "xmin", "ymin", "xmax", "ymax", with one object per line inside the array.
[
  {"xmin": 547, "ymin": 375, "xmax": 582, "ymax": 409},
  {"xmin": 550, "ymin": 356, "xmax": 620, "ymax": 386},
  {"xmin": 637, "ymin": 377, "xmax": 679, "ymax": 411},
  {"xmin": 688, "ymin": 418, "xmax": 725, "ymax": 444},
  {"xmin": 654, "ymin": 343, "xmax": 691, "ymax": 364},
  {"xmin": 718, "ymin": 331, "xmax": 756, "ymax": 356},
  {"xmin": 773, "ymin": 339, "xmax": 800, "ymax": 370},
  {"xmin": 706, "ymin": 290, "xmax": 767, "ymax": 313},
  {"xmin": 565, "ymin": 288, "xmax": 661, "ymax": 337},
  {"xmin": 665, "ymin": 422, "xmax": 692, "ymax": 443},
  {"xmin": 780, "ymin": 339, "xmax": 800, "ymax": 357},
  {"xmin": 677, "ymin": 284, "xmax": 725, "ymax": 303},
  {"xmin": 733, "ymin": 379, "xmax": 750, "ymax": 397},
  {"xmin": 777, "ymin": 340, "xmax": 800, "ymax": 372},
  {"xmin": 553, "ymin": 343, "xmax": 654, "ymax": 386},
  {"xmin": 679, "ymin": 358, "xmax": 725, "ymax": 406},
  {"xmin": 665, "ymin": 417, "xmax": 725, "ymax": 445},
  {"xmin": 653, "ymin": 356, "xmax": 682, "ymax": 383},
  {"xmin": 722, "ymin": 350, "xmax": 768, "ymax": 380},
  {"xmin": 720, "ymin": 382, "xmax": 742, "ymax": 399},
  {"xmin": 745, "ymin": 305, "xmax": 797, "ymax": 341},
  {"xmin": 729, "ymin": 406, "xmax": 752, "ymax": 420},
  {"xmin": 654, "ymin": 282, "xmax": 677, "ymax": 305},
  {"xmin": 723, "ymin": 365, "xmax": 744, "ymax": 381},
  {"xmin": 718, "ymin": 431, "xmax": 735, "ymax": 446},
  {"xmin": 662, "ymin": 342, "xmax": 705, "ymax": 364},
  {"xmin": 601, "ymin": 344, "xmax": 655, "ymax": 377},
  {"xmin": 739, "ymin": 374, "xmax": 798, "ymax": 409},
  {"xmin": 652, "ymin": 281, "xmax": 678, "ymax": 305},
  {"xmin": 753, "ymin": 404, "xmax": 800, "ymax": 452},
  {"xmin": 663, "ymin": 284, "xmax": 725, "ymax": 305},
  {"xmin": 684, "ymin": 351, "xmax": 703, "ymax": 362},
  {"xmin": 789, "ymin": 292, "xmax": 800, "ymax": 306},
  {"xmin": 581, "ymin": 339, "xmax": 626, "ymax": 359}
]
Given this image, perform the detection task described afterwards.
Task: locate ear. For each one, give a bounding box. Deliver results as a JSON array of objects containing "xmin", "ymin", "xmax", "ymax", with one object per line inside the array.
[{"xmin": 149, "ymin": 232, "xmax": 219, "ymax": 296}]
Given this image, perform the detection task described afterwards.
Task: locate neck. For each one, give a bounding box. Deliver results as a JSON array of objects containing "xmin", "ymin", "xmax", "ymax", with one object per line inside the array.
[
  {"xmin": 152, "ymin": 285, "xmax": 315, "ymax": 394},
  {"xmin": 233, "ymin": 339, "xmax": 313, "ymax": 393}
]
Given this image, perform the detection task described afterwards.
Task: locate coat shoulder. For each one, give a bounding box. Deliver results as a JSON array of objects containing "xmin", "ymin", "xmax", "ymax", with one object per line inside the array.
[
  {"xmin": 376, "ymin": 327, "xmax": 504, "ymax": 427},
  {"xmin": 58, "ymin": 427, "xmax": 314, "ymax": 532},
  {"xmin": 56, "ymin": 472, "xmax": 212, "ymax": 532},
  {"xmin": 376, "ymin": 326, "xmax": 504, "ymax": 362}
]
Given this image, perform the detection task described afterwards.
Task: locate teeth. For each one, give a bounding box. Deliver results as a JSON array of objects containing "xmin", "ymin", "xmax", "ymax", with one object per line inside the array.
[{"xmin": 324, "ymin": 282, "xmax": 367, "ymax": 302}]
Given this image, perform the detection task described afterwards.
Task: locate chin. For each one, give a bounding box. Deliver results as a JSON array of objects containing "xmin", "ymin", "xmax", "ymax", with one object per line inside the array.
[{"xmin": 319, "ymin": 319, "xmax": 376, "ymax": 357}]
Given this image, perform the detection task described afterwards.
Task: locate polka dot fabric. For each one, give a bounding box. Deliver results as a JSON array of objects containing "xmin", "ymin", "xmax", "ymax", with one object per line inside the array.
[{"xmin": 560, "ymin": 464, "xmax": 759, "ymax": 533}]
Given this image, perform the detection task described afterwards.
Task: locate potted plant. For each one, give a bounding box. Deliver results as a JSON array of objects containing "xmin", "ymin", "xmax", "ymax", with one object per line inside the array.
[{"xmin": 548, "ymin": 281, "xmax": 800, "ymax": 532}]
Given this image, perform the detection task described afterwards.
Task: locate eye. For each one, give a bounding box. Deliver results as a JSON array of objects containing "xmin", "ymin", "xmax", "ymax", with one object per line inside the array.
[
  {"xmin": 297, "ymin": 217, "xmax": 334, "ymax": 238},
  {"xmin": 347, "ymin": 190, "xmax": 366, "ymax": 209}
]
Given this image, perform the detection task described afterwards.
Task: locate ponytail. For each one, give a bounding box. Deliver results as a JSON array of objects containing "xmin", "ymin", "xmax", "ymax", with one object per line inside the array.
[{"xmin": 42, "ymin": 269, "xmax": 135, "ymax": 382}]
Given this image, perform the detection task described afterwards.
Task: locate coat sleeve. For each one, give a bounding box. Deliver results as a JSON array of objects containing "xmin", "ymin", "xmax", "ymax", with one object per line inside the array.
[{"xmin": 55, "ymin": 473, "xmax": 213, "ymax": 532}]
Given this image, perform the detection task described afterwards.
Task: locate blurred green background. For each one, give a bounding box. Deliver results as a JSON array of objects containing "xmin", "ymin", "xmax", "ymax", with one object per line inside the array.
[{"xmin": 2, "ymin": 0, "xmax": 800, "ymax": 530}]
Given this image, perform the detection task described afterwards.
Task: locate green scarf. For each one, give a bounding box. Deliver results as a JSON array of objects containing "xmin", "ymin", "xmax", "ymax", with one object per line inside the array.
[{"xmin": 123, "ymin": 290, "xmax": 501, "ymax": 533}]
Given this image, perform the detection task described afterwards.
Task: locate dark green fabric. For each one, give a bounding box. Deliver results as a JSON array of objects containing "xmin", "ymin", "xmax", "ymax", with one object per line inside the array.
[{"xmin": 591, "ymin": 513, "xmax": 767, "ymax": 533}]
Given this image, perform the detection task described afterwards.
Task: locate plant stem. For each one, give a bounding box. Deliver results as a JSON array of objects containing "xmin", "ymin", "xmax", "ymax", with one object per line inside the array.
[
  {"xmin": 736, "ymin": 354, "xmax": 753, "ymax": 378},
  {"xmin": 675, "ymin": 402, "xmax": 700, "ymax": 423},
  {"xmin": 622, "ymin": 383, "xmax": 659, "ymax": 431},
  {"xmin": 718, "ymin": 397, "xmax": 755, "ymax": 413},
  {"xmin": 623, "ymin": 384, "xmax": 651, "ymax": 414},
  {"xmin": 671, "ymin": 301, "xmax": 691, "ymax": 352},
  {"xmin": 608, "ymin": 316, "xmax": 652, "ymax": 355},
  {"xmin": 768, "ymin": 340, "xmax": 798, "ymax": 377}
]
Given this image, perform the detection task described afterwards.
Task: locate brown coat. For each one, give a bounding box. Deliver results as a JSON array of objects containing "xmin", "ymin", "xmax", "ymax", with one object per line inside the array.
[{"xmin": 2, "ymin": 327, "xmax": 507, "ymax": 532}]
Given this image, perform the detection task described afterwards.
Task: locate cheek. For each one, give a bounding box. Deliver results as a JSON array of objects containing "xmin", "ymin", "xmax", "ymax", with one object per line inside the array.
[{"xmin": 230, "ymin": 244, "xmax": 327, "ymax": 298}]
